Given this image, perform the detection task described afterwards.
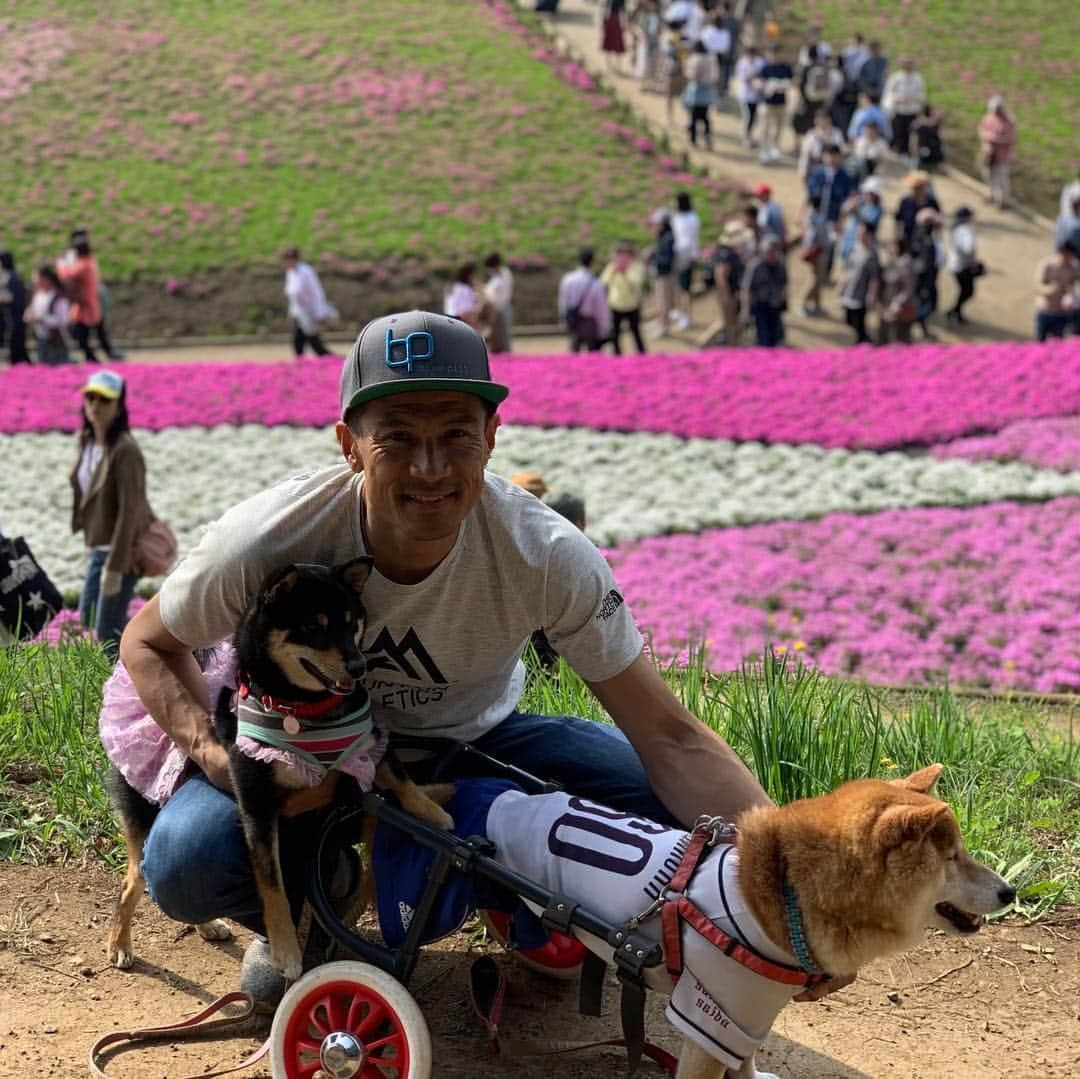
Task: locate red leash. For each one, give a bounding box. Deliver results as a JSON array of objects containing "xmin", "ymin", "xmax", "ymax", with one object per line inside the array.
[{"xmin": 88, "ymin": 991, "xmax": 270, "ymax": 1079}]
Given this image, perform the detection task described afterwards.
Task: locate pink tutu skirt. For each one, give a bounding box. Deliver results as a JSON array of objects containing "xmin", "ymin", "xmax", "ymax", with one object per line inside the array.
[
  {"xmin": 99, "ymin": 641, "xmax": 388, "ymax": 804},
  {"xmin": 99, "ymin": 643, "xmax": 239, "ymax": 806}
]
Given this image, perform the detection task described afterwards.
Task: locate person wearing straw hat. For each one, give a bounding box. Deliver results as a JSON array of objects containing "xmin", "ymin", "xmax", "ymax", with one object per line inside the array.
[
  {"xmin": 71, "ymin": 370, "xmax": 152, "ymax": 655},
  {"xmin": 508, "ymin": 470, "xmax": 549, "ymax": 499},
  {"xmin": 700, "ymin": 219, "xmax": 748, "ymax": 346},
  {"xmin": 895, "ymin": 169, "xmax": 940, "ymax": 242},
  {"xmin": 119, "ymin": 310, "xmax": 780, "ymax": 1009}
]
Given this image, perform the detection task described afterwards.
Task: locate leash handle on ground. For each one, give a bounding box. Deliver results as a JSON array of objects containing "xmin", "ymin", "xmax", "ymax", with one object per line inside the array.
[{"xmin": 88, "ymin": 991, "xmax": 269, "ymax": 1079}]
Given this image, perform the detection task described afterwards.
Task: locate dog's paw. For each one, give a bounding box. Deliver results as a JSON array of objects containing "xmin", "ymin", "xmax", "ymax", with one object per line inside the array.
[
  {"xmin": 196, "ymin": 919, "xmax": 234, "ymax": 942},
  {"xmin": 108, "ymin": 940, "xmax": 135, "ymax": 969},
  {"xmin": 738, "ymin": 1057, "xmax": 780, "ymax": 1079},
  {"xmin": 273, "ymin": 942, "xmax": 304, "ymax": 982}
]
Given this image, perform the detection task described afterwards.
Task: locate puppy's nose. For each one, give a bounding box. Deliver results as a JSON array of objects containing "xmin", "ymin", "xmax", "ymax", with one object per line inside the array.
[
  {"xmin": 346, "ymin": 657, "xmax": 367, "ymax": 678},
  {"xmin": 998, "ymin": 884, "xmax": 1016, "ymax": 907}
]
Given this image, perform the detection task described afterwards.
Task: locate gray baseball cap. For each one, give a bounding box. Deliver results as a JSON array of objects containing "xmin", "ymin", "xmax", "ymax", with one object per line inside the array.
[{"xmin": 339, "ymin": 310, "xmax": 509, "ymax": 418}]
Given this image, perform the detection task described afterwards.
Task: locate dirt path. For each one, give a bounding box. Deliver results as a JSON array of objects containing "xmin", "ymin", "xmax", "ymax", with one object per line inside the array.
[
  {"xmin": 533, "ymin": 0, "xmax": 1055, "ymax": 351},
  {"xmin": 2, "ymin": 864, "xmax": 1076, "ymax": 1078},
  {"xmin": 84, "ymin": 325, "xmax": 701, "ymax": 366}
]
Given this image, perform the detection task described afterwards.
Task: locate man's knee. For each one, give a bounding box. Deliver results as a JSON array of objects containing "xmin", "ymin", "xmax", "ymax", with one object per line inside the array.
[{"xmin": 140, "ymin": 784, "xmax": 259, "ymax": 927}]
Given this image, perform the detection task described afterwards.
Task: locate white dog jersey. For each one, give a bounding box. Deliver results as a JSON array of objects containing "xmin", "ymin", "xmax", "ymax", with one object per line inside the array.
[{"xmin": 486, "ymin": 790, "xmax": 804, "ymax": 1071}]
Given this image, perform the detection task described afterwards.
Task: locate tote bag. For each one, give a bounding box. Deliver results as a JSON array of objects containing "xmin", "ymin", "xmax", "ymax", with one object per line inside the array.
[
  {"xmin": 133, "ymin": 518, "xmax": 178, "ymax": 578},
  {"xmin": 0, "ymin": 535, "xmax": 64, "ymax": 640}
]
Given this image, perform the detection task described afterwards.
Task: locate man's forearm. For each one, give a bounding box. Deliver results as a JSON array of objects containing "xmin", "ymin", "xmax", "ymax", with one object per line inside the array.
[
  {"xmin": 589, "ymin": 652, "xmax": 771, "ymax": 829},
  {"xmin": 119, "ymin": 601, "xmax": 231, "ymax": 789},
  {"xmin": 641, "ymin": 719, "xmax": 772, "ymax": 827}
]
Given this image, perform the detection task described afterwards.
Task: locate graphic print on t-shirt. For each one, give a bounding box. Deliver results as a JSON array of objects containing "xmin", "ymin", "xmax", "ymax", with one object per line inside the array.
[{"xmin": 364, "ymin": 625, "xmax": 450, "ymax": 710}]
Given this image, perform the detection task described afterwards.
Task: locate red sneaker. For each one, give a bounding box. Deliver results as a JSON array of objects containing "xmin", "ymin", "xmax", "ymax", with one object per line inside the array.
[{"xmin": 478, "ymin": 909, "xmax": 586, "ymax": 980}]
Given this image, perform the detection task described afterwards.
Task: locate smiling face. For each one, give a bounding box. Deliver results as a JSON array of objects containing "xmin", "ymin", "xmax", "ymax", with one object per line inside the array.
[{"xmin": 337, "ymin": 390, "xmax": 498, "ymax": 581}]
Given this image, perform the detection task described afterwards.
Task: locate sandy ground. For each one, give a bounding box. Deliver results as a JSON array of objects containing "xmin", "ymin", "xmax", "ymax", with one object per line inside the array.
[
  {"xmin": 112, "ymin": 326, "xmax": 695, "ymax": 366},
  {"xmin": 1, "ymin": 864, "xmax": 1077, "ymax": 1078}
]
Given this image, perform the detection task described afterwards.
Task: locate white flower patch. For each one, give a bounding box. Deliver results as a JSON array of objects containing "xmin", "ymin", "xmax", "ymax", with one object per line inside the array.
[
  {"xmin": 490, "ymin": 428, "xmax": 1080, "ymax": 545},
  {"xmin": 4, "ymin": 424, "xmax": 1080, "ymax": 594},
  {"xmin": 1, "ymin": 426, "xmax": 340, "ymax": 595}
]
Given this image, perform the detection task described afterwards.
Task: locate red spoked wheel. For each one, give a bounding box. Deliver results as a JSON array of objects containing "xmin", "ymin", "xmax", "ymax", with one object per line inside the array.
[
  {"xmin": 269, "ymin": 961, "xmax": 431, "ymax": 1078},
  {"xmin": 478, "ymin": 908, "xmax": 586, "ymax": 980}
]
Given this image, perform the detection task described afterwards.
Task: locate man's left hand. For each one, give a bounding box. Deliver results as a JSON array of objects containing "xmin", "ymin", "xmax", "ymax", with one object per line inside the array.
[{"xmin": 101, "ymin": 570, "xmax": 123, "ymax": 598}]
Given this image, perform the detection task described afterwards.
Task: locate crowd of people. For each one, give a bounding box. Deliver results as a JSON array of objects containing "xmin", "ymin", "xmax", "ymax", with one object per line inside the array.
[
  {"xmin": 596, "ymin": 3, "xmax": 958, "ymax": 176},
  {"xmin": 3, "ymin": 6, "xmax": 1077, "ymax": 362},
  {"xmin": 545, "ymin": 175, "xmax": 989, "ymax": 350},
  {"xmin": 532, "ymin": 0, "xmax": 1078, "ymax": 348},
  {"xmin": 0, "ymin": 229, "xmax": 124, "ymax": 366}
]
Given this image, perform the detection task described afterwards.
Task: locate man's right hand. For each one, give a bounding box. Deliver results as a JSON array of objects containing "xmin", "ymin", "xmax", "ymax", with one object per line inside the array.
[{"xmin": 197, "ymin": 740, "xmax": 234, "ymax": 792}]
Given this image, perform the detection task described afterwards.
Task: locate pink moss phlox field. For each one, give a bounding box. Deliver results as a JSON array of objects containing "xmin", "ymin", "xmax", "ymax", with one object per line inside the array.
[
  {"xmin": 603, "ymin": 498, "xmax": 1080, "ymax": 693},
  {"xmin": 932, "ymin": 415, "xmax": 1080, "ymax": 472},
  {"xmin": 0, "ymin": 18, "xmax": 73, "ymax": 101},
  {"xmin": 33, "ymin": 598, "xmax": 146, "ymax": 646},
  {"xmin": 3, "ymin": 339, "xmax": 1079, "ymax": 446}
]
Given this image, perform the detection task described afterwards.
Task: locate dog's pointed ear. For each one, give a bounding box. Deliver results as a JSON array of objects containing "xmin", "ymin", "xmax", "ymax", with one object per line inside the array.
[
  {"xmin": 874, "ymin": 801, "xmax": 949, "ymax": 849},
  {"xmin": 337, "ymin": 556, "xmax": 374, "ymax": 596},
  {"xmin": 889, "ymin": 764, "xmax": 943, "ymax": 795},
  {"xmin": 263, "ymin": 566, "xmax": 300, "ymax": 603}
]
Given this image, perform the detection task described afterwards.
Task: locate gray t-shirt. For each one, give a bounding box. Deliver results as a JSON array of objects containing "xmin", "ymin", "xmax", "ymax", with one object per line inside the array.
[
  {"xmin": 840, "ymin": 245, "xmax": 881, "ymax": 309},
  {"xmin": 159, "ymin": 466, "xmax": 643, "ymax": 742}
]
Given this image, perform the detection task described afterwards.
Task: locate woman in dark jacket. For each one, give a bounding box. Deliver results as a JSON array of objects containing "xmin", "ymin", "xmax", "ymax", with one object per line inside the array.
[
  {"xmin": 647, "ymin": 210, "xmax": 677, "ymax": 337},
  {"xmin": 70, "ymin": 370, "xmax": 153, "ymax": 654}
]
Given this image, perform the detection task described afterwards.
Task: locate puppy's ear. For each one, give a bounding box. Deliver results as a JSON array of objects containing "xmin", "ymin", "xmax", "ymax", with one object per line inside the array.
[
  {"xmin": 263, "ymin": 566, "xmax": 300, "ymax": 604},
  {"xmin": 889, "ymin": 764, "xmax": 943, "ymax": 794},
  {"xmin": 873, "ymin": 801, "xmax": 949, "ymax": 849},
  {"xmin": 338, "ymin": 556, "xmax": 374, "ymax": 595}
]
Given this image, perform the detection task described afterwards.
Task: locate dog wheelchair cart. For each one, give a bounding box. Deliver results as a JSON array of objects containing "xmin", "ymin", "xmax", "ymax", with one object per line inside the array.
[{"xmin": 270, "ymin": 739, "xmax": 669, "ymax": 1079}]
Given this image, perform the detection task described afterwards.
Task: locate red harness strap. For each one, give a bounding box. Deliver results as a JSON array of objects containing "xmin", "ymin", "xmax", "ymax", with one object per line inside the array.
[
  {"xmin": 237, "ymin": 678, "xmax": 344, "ymax": 719},
  {"xmin": 660, "ymin": 825, "xmax": 831, "ymax": 990}
]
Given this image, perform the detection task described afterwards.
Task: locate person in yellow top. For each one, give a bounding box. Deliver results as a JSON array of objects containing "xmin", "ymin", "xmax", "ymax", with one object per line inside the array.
[{"xmin": 600, "ymin": 239, "xmax": 649, "ymax": 353}]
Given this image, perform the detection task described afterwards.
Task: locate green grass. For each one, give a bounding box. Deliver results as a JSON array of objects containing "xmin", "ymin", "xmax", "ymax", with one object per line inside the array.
[
  {"xmin": 5, "ymin": 635, "xmax": 1073, "ymax": 920},
  {"xmin": 2, "ymin": 0, "xmax": 732, "ymax": 283},
  {"xmin": 783, "ymin": 0, "xmax": 1079, "ymax": 217}
]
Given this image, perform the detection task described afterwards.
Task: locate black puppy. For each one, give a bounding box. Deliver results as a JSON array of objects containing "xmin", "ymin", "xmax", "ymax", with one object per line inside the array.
[{"xmin": 107, "ymin": 557, "xmax": 453, "ymax": 979}]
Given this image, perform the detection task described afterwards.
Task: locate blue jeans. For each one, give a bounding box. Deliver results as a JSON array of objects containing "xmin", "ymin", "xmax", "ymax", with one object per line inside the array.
[
  {"xmin": 752, "ymin": 302, "xmax": 785, "ymax": 347},
  {"xmin": 79, "ymin": 547, "xmax": 137, "ymax": 657},
  {"xmin": 140, "ymin": 711, "xmax": 675, "ymax": 931},
  {"xmin": 1035, "ymin": 311, "xmax": 1070, "ymax": 342}
]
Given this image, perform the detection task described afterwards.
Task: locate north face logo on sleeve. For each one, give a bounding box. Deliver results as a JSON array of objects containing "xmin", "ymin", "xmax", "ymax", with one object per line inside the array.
[{"xmin": 596, "ymin": 589, "xmax": 625, "ymax": 621}]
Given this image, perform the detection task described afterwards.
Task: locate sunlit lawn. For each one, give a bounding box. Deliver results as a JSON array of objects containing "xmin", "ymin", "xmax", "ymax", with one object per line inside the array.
[
  {"xmin": 2, "ymin": 0, "xmax": 734, "ymax": 282},
  {"xmin": 786, "ymin": 0, "xmax": 1078, "ymax": 216}
]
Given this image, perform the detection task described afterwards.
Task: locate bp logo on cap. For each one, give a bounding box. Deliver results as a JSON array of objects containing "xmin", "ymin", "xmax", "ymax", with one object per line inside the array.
[
  {"xmin": 385, "ymin": 328, "xmax": 436, "ymax": 372},
  {"xmin": 340, "ymin": 309, "xmax": 510, "ymax": 417}
]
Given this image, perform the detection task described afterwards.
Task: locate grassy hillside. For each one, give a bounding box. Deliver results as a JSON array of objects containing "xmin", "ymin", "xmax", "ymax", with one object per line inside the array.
[
  {"xmin": 783, "ymin": 0, "xmax": 1078, "ymax": 218},
  {"xmin": 1, "ymin": 0, "xmax": 736, "ymax": 330}
]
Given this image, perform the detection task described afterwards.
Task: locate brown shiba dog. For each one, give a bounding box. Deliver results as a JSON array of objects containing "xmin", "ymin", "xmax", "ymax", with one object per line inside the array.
[
  {"xmin": 106, "ymin": 558, "xmax": 453, "ymax": 979},
  {"xmin": 673, "ymin": 765, "xmax": 1015, "ymax": 1078}
]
